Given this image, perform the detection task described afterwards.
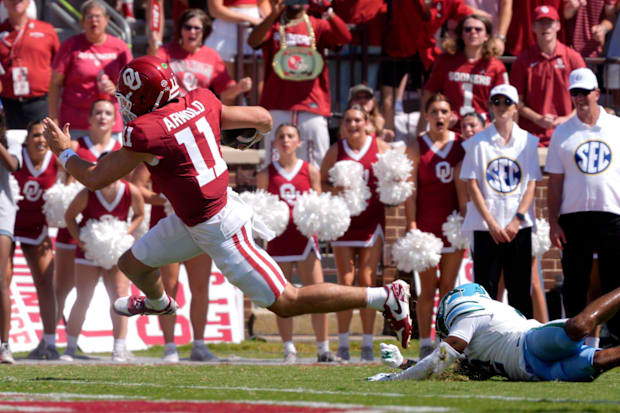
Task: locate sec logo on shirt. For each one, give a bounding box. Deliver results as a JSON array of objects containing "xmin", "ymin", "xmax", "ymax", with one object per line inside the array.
[
  {"xmin": 486, "ymin": 157, "xmax": 522, "ymax": 194},
  {"xmin": 574, "ymin": 140, "xmax": 611, "ymax": 175}
]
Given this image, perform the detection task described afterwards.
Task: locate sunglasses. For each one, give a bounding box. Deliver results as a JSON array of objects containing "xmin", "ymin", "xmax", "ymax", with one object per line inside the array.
[
  {"xmin": 570, "ymin": 88, "xmax": 593, "ymax": 97},
  {"xmin": 183, "ymin": 24, "xmax": 203, "ymax": 32},
  {"xmin": 463, "ymin": 26, "xmax": 484, "ymax": 33},
  {"xmin": 491, "ymin": 96, "xmax": 514, "ymax": 107}
]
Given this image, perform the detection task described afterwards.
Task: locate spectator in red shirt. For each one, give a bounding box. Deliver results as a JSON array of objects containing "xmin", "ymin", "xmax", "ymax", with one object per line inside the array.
[
  {"xmin": 510, "ymin": 5, "xmax": 585, "ymax": 146},
  {"xmin": 505, "ymin": 0, "xmax": 562, "ymax": 56},
  {"xmin": 0, "ymin": 0, "xmax": 59, "ymax": 129},
  {"xmin": 380, "ymin": 0, "xmax": 474, "ymax": 132},
  {"xmin": 248, "ymin": 0, "xmax": 351, "ymax": 168},
  {"xmin": 49, "ymin": 0, "xmax": 133, "ymax": 141},
  {"xmin": 564, "ymin": 0, "xmax": 617, "ymax": 58},
  {"xmin": 149, "ymin": 8, "xmax": 252, "ymax": 105},
  {"xmin": 421, "ymin": 14, "xmax": 507, "ymax": 134}
]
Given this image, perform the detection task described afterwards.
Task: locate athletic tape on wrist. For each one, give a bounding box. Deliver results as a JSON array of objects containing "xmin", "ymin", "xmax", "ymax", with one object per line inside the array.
[{"xmin": 59, "ymin": 148, "xmax": 77, "ymax": 168}]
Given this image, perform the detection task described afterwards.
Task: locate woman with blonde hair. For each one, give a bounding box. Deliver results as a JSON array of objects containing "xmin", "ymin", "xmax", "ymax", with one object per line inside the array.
[{"xmin": 419, "ymin": 14, "xmax": 507, "ymax": 134}]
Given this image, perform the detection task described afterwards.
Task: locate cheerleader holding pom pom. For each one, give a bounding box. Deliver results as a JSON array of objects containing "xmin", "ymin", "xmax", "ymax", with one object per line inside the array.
[
  {"xmin": 403, "ymin": 94, "xmax": 467, "ymax": 360},
  {"xmin": 320, "ymin": 105, "xmax": 392, "ymax": 362},
  {"xmin": 62, "ymin": 152, "xmax": 144, "ymax": 362},
  {"xmin": 257, "ymin": 123, "xmax": 338, "ymax": 363}
]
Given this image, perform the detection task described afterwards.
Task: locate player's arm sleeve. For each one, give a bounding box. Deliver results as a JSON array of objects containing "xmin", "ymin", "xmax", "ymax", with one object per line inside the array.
[
  {"xmin": 121, "ymin": 123, "xmax": 154, "ymax": 154},
  {"xmin": 390, "ymin": 341, "xmax": 463, "ymax": 381}
]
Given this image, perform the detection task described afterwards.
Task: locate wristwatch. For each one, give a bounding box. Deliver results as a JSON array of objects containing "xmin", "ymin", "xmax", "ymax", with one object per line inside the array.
[{"xmin": 515, "ymin": 212, "xmax": 525, "ymax": 222}]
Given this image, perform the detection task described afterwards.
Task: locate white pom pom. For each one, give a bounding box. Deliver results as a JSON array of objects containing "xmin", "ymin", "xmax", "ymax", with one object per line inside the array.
[
  {"xmin": 372, "ymin": 149, "xmax": 414, "ymax": 205},
  {"xmin": 80, "ymin": 215, "xmax": 134, "ymax": 270},
  {"xmin": 328, "ymin": 160, "xmax": 365, "ymax": 188},
  {"xmin": 131, "ymin": 203, "xmax": 151, "ymax": 241},
  {"xmin": 328, "ymin": 160, "xmax": 371, "ymax": 216},
  {"xmin": 42, "ymin": 181, "xmax": 84, "ymax": 227},
  {"xmin": 8, "ymin": 174, "xmax": 22, "ymax": 206},
  {"xmin": 293, "ymin": 191, "xmax": 351, "ymax": 241},
  {"xmin": 391, "ymin": 229, "xmax": 443, "ymax": 273},
  {"xmin": 239, "ymin": 190, "xmax": 290, "ymax": 237},
  {"xmin": 531, "ymin": 218, "xmax": 551, "ymax": 258},
  {"xmin": 441, "ymin": 210, "xmax": 469, "ymax": 250}
]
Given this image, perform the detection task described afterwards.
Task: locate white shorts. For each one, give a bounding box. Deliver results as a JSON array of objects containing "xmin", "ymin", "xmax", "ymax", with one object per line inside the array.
[
  {"xmin": 264, "ymin": 110, "xmax": 330, "ymax": 169},
  {"xmin": 205, "ymin": 7, "xmax": 261, "ymax": 62},
  {"xmin": 132, "ymin": 192, "xmax": 287, "ymax": 307}
]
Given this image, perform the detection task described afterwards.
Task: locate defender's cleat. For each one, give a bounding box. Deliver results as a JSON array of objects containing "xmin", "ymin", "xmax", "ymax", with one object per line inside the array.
[
  {"xmin": 113, "ymin": 295, "xmax": 177, "ymax": 317},
  {"xmin": 382, "ymin": 280, "xmax": 412, "ymax": 348}
]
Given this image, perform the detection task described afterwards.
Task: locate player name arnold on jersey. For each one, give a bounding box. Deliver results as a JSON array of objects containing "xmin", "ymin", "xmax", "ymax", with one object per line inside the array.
[{"xmin": 163, "ymin": 100, "xmax": 206, "ymax": 132}]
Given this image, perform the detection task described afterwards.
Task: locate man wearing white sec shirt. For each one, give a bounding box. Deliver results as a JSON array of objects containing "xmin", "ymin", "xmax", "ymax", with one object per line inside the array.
[{"xmin": 546, "ymin": 67, "xmax": 620, "ymax": 342}]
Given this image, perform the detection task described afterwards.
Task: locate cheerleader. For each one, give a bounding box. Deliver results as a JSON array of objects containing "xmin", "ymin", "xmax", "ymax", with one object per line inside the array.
[
  {"xmin": 256, "ymin": 124, "xmax": 336, "ymax": 363},
  {"xmin": 404, "ymin": 93, "xmax": 468, "ymax": 359},
  {"xmin": 13, "ymin": 121, "xmax": 61, "ymax": 359},
  {"xmin": 320, "ymin": 105, "xmax": 391, "ymax": 361}
]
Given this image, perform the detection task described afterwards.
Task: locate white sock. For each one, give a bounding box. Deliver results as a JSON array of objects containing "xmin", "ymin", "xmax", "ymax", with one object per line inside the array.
[
  {"xmin": 165, "ymin": 342, "xmax": 177, "ymax": 352},
  {"xmin": 43, "ymin": 334, "xmax": 56, "ymax": 347},
  {"xmin": 113, "ymin": 338, "xmax": 126, "ymax": 352},
  {"xmin": 585, "ymin": 336, "xmax": 600, "ymax": 348},
  {"xmin": 420, "ymin": 337, "xmax": 433, "ymax": 347},
  {"xmin": 283, "ymin": 340, "xmax": 296, "ymax": 354},
  {"xmin": 66, "ymin": 335, "xmax": 78, "ymax": 352},
  {"xmin": 338, "ymin": 333, "xmax": 349, "ymax": 348},
  {"xmin": 145, "ymin": 293, "xmax": 170, "ymax": 311},
  {"xmin": 362, "ymin": 334, "xmax": 373, "ymax": 348},
  {"xmin": 193, "ymin": 339, "xmax": 205, "ymax": 348},
  {"xmin": 317, "ymin": 340, "xmax": 329, "ymax": 354},
  {"xmin": 366, "ymin": 287, "xmax": 389, "ymax": 310}
]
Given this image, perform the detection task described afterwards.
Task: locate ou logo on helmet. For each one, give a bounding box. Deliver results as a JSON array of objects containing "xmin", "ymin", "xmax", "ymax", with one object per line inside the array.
[
  {"xmin": 122, "ymin": 68, "xmax": 142, "ymax": 91},
  {"xmin": 574, "ymin": 140, "xmax": 611, "ymax": 175},
  {"xmin": 485, "ymin": 157, "xmax": 521, "ymax": 194}
]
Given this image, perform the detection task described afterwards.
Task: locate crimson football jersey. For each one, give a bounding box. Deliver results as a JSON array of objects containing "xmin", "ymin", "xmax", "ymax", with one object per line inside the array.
[
  {"xmin": 333, "ymin": 136, "xmax": 385, "ymax": 244},
  {"xmin": 266, "ymin": 160, "xmax": 319, "ymax": 260},
  {"xmin": 122, "ymin": 88, "xmax": 228, "ymax": 226},
  {"xmin": 416, "ymin": 132, "xmax": 464, "ymax": 246},
  {"xmin": 14, "ymin": 148, "xmax": 58, "ymax": 235},
  {"xmin": 76, "ymin": 135, "xmax": 122, "ymax": 162},
  {"xmin": 75, "ymin": 180, "xmax": 132, "ymax": 260},
  {"xmin": 424, "ymin": 52, "xmax": 507, "ymax": 122}
]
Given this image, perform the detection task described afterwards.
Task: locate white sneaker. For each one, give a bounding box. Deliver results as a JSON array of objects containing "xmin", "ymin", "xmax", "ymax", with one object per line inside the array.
[
  {"xmin": 113, "ymin": 295, "xmax": 178, "ymax": 317},
  {"xmin": 283, "ymin": 351, "xmax": 298, "ymax": 364},
  {"xmin": 190, "ymin": 345, "xmax": 219, "ymax": 361},
  {"xmin": 0, "ymin": 343, "xmax": 15, "ymax": 364},
  {"xmin": 383, "ymin": 280, "xmax": 412, "ymax": 348},
  {"xmin": 162, "ymin": 346, "xmax": 179, "ymax": 363},
  {"xmin": 60, "ymin": 346, "xmax": 76, "ymax": 362},
  {"xmin": 112, "ymin": 349, "xmax": 135, "ymax": 362}
]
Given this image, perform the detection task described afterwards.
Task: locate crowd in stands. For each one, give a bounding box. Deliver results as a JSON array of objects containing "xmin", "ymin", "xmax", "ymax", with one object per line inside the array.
[{"xmin": 0, "ymin": 0, "xmax": 619, "ymax": 364}]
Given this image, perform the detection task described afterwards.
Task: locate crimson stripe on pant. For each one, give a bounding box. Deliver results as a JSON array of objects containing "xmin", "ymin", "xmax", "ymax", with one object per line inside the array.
[{"xmin": 240, "ymin": 226, "xmax": 287, "ymax": 287}]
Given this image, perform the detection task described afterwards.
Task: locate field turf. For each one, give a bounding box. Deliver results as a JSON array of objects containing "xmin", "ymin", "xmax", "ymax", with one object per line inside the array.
[{"xmin": 2, "ymin": 339, "xmax": 620, "ymax": 412}]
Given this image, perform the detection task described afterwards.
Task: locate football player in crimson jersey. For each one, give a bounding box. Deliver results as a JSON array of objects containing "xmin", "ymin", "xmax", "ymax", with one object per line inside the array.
[{"xmin": 42, "ymin": 55, "xmax": 414, "ymax": 349}]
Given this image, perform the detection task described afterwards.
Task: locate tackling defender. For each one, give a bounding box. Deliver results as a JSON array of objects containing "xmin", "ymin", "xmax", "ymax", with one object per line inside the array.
[
  {"xmin": 42, "ymin": 55, "xmax": 413, "ymax": 349},
  {"xmin": 369, "ymin": 283, "xmax": 620, "ymax": 381}
]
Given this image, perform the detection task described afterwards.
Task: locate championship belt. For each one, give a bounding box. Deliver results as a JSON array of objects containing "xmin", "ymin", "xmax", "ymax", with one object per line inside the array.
[{"xmin": 272, "ymin": 13, "xmax": 324, "ymax": 81}]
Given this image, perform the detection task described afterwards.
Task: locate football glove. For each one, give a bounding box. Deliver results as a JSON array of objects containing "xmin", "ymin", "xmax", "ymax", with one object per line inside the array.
[{"xmin": 221, "ymin": 128, "xmax": 264, "ymax": 150}]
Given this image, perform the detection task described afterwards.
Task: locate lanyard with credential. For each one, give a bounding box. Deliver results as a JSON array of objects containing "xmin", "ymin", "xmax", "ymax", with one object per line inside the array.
[{"xmin": 7, "ymin": 19, "xmax": 31, "ymax": 67}]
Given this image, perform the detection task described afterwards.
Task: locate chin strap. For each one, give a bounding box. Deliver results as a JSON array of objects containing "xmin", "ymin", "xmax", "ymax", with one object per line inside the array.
[{"xmin": 392, "ymin": 342, "xmax": 461, "ymax": 381}]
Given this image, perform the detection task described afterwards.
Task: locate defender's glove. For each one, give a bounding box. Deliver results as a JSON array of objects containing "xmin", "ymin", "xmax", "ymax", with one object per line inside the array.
[{"xmin": 221, "ymin": 128, "xmax": 264, "ymax": 150}]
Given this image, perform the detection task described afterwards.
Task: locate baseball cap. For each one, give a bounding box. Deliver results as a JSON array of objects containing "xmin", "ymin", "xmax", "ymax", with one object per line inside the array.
[
  {"xmin": 568, "ymin": 68, "xmax": 598, "ymax": 90},
  {"xmin": 533, "ymin": 5, "xmax": 559, "ymax": 22},
  {"xmin": 489, "ymin": 84, "xmax": 519, "ymax": 105},
  {"xmin": 348, "ymin": 84, "xmax": 374, "ymax": 101}
]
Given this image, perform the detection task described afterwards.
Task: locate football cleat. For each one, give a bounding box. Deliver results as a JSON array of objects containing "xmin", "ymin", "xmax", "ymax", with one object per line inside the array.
[
  {"xmin": 382, "ymin": 280, "xmax": 412, "ymax": 348},
  {"xmin": 113, "ymin": 295, "xmax": 178, "ymax": 317}
]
